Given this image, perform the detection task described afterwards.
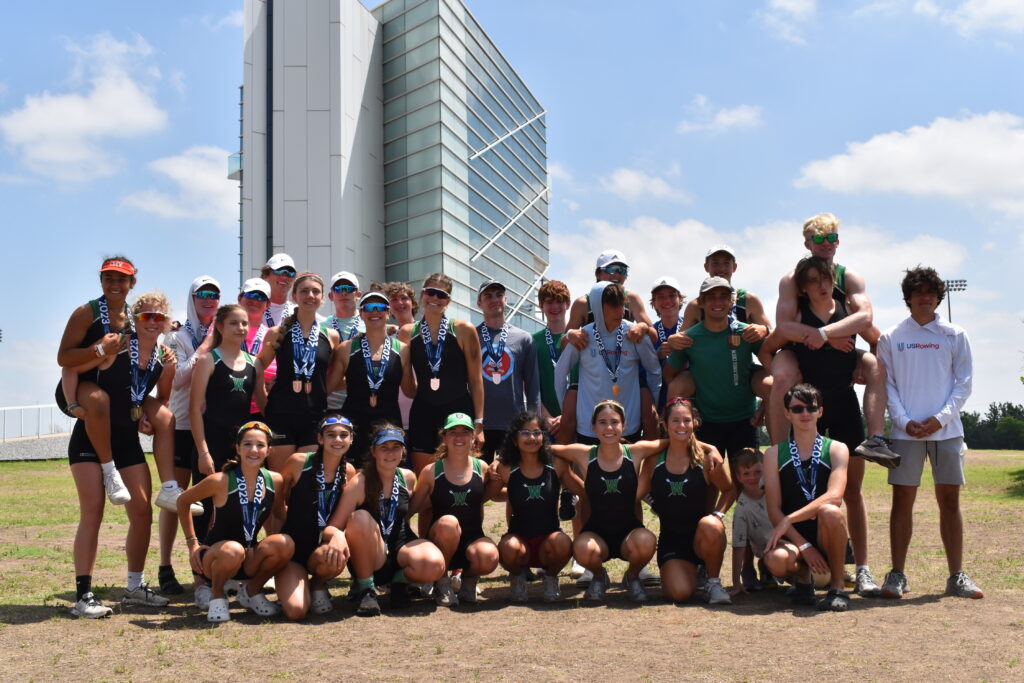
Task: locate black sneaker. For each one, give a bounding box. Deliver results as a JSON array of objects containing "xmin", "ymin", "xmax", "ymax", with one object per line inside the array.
[
  {"xmin": 559, "ymin": 490, "xmax": 577, "ymax": 521},
  {"xmin": 158, "ymin": 566, "xmax": 184, "ymax": 595},
  {"xmin": 855, "ymin": 435, "xmax": 902, "ymax": 469},
  {"xmin": 790, "ymin": 582, "xmax": 816, "ymax": 606},
  {"xmin": 817, "ymin": 588, "xmax": 850, "ymax": 612},
  {"xmin": 356, "ymin": 588, "xmax": 381, "ymax": 616},
  {"xmin": 390, "ymin": 585, "xmax": 411, "ymax": 610},
  {"xmin": 741, "ymin": 563, "xmax": 762, "ymax": 592}
]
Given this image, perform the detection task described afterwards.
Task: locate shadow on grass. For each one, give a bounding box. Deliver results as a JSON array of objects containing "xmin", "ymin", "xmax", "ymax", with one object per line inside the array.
[
  {"xmin": 1006, "ymin": 469, "xmax": 1024, "ymax": 498},
  {"xmin": 664, "ymin": 587, "xmax": 946, "ymax": 617}
]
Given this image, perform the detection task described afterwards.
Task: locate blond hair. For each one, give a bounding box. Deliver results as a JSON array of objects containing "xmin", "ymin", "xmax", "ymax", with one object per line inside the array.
[
  {"xmin": 132, "ymin": 291, "xmax": 172, "ymax": 333},
  {"xmin": 802, "ymin": 212, "xmax": 840, "ymax": 239}
]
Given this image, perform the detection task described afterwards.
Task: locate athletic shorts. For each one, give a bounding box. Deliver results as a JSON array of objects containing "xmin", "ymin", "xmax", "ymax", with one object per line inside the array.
[
  {"xmin": 263, "ymin": 407, "xmax": 320, "ymax": 447},
  {"xmin": 481, "ymin": 429, "xmax": 505, "ymax": 464},
  {"xmin": 657, "ymin": 527, "xmax": 699, "ymax": 566},
  {"xmin": 581, "ymin": 519, "xmax": 644, "ymax": 561},
  {"xmin": 696, "ymin": 419, "xmax": 757, "ymax": 462},
  {"xmin": 198, "ymin": 545, "xmax": 251, "ymax": 582},
  {"xmin": 888, "ymin": 437, "xmax": 966, "ymax": 487},
  {"xmin": 816, "ymin": 388, "xmax": 865, "ymax": 452},
  {"xmin": 173, "ymin": 429, "xmax": 194, "ymax": 470},
  {"xmin": 374, "ymin": 532, "xmax": 418, "ymax": 586},
  {"xmin": 792, "ymin": 519, "xmax": 821, "ymax": 555},
  {"xmin": 435, "ymin": 524, "xmax": 486, "ymax": 571},
  {"xmin": 508, "ymin": 533, "xmax": 552, "ymax": 569},
  {"xmin": 407, "ymin": 394, "xmax": 474, "ymax": 454},
  {"xmin": 67, "ymin": 419, "xmax": 146, "ymax": 469}
]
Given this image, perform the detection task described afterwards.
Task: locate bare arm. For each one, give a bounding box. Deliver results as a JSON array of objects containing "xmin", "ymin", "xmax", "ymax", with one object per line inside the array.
[
  {"xmin": 456, "ymin": 320, "xmax": 486, "ymax": 428},
  {"xmin": 326, "ymin": 340, "xmax": 351, "ymax": 394},
  {"xmin": 189, "ymin": 354, "xmax": 217, "ymax": 475},
  {"xmin": 328, "ymin": 472, "xmax": 367, "ymax": 532},
  {"xmin": 406, "ymin": 464, "xmax": 436, "ymax": 517},
  {"xmin": 399, "ymin": 341, "xmax": 417, "ymax": 399},
  {"xmin": 57, "ymin": 305, "xmax": 123, "ymax": 367}
]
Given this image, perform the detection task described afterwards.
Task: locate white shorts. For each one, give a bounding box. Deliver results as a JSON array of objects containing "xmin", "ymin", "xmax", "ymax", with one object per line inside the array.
[{"xmin": 887, "ymin": 437, "xmax": 966, "ymax": 487}]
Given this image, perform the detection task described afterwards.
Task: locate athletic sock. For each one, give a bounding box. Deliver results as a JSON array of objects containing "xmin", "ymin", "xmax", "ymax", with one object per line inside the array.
[
  {"xmin": 100, "ymin": 461, "xmax": 116, "ymax": 476},
  {"xmin": 127, "ymin": 571, "xmax": 144, "ymax": 592},
  {"xmin": 391, "ymin": 569, "xmax": 409, "ymax": 585},
  {"xmin": 355, "ymin": 577, "xmax": 375, "ymax": 592},
  {"xmin": 856, "ymin": 565, "xmax": 870, "ymax": 574},
  {"xmin": 76, "ymin": 575, "xmax": 92, "ymax": 601},
  {"xmin": 161, "ymin": 481, "xmax": 177, "ymax": 490}
]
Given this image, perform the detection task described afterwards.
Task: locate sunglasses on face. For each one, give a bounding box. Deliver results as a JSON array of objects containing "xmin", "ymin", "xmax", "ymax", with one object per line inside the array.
[
  {"xmin": 811, "ymin": 233, "xmax": 839, "ymax": 244},
  {"xmin": 603, "ymin": 265, "xmax": 629, "ymax": 276},
  {"xmin": 788, "ymin": 404, "xmax": 820, "ymax": 414},
  {"xmin": 361, "ymin": 303, "xmax": 389, "ymax": 313},
  {"xmin": 332, "ymin": 283, "xmax": 357, "ymax": 294},
  {"xmin": 423, "ymin": 287, "xmax": 450, "ymax": 300},
  {"xmin": 271, "ymin": 267, "xmax": 297, "ymax": 277},
  {"xmin": 134, "ymin": 311, "xmax": 167, "ymax": 323},
  {"xmin": 194, "ymin": 290, "xmax": 220, "ymax": 300},
  {"xmin": 517, "ymin": 429, "xmax": 545, "ymax": 439},
  {"xmin": 242, "ymin": 291, "xmax": 269, "ymax": 302}
]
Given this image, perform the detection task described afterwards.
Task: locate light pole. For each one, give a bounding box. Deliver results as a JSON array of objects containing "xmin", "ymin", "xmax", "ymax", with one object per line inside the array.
[{"xmin": 944, "ymin": 279, "xmax": 967, "ymax": 322}]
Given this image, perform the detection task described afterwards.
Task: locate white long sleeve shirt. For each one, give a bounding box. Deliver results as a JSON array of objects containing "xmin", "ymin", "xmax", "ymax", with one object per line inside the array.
[{"xmin": 876, "ymin": 314, "xmax": 972, "ymax": 441}]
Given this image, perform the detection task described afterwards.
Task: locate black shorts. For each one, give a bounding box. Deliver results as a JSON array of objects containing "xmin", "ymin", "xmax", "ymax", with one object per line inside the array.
[
  {"xmin": 198, "ymin": 545, "xmax": 251, "ymax": 581},
  {"xmin": 263, "ymin": 407, "xmax": 320, "ymax": 447},
  {"xmin": 407, "ymin": 394, "xmax": 474, "ymax": 454},
  {"xmin": 67, "ymin": 419, "xmax": 146, "ymax": 469},
  {"xmin": 374, "ymin": 532, "xmax": 418, "ymax": 585},
  {"xmin": 793, "ymin": 520, "xmax": 820, "ymax": 554},
  {"xmin": 581, "ymin": 519, "xmax": 643, "ymax": 560},
  {"xmin": 173, "ymin": 429, "xmax": 194, "ymax": 470},
  {"xmin": 480, "ymin": 429, "xmax": 505, "ymax": 464},
  {"xmin": 696, "ymin": 419, "xmax": 757, "ymax": 461},
  {"xmin": 433, "ymin": 522, "xmax": 485, "ymax": 571},
  {"xmin": 817, "ymin": 388, "xmax": 865, "ymax": 453},
  {"xmin": 574, "ymin": 431, "xmax": 642, "ymax": 446},
  {"xmin": 657, "ymin": 528, "xmax": 700, "ymax": 566}
]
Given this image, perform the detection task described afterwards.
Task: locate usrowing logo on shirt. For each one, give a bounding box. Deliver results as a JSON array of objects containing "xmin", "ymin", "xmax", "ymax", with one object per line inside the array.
[
  {"xmin": 603, "ymin": 476, "xmax": 622, "ymax": 494},
  {"xmin": 524, "ymin": 483, "xmax": 544, "ymax": 501},
  {"xmin": 450, "ymin": 490, "xmax": 470, "ymax": 506},
  {"xmin": 896, "ymin": 342, "xmax": 940, "ymax": 351}
]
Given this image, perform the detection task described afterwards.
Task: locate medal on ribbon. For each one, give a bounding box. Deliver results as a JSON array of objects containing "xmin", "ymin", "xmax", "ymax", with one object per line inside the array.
[
  {"xmin": 543, "ymin": 327, "xmax": 561, "ymax": 366},
  {"xmin": 378, "ymin": 470, "xmax": 402, "ymax": 539},
  {"xmin": 420, "ymin": 315, "xmax": 448, "ymax": 391},
  {"xmin": 236, "ymin": 469, "xmax": 266, "ymax": 545},
  {"xmin": 361, "ymin": 334, "xmax": 391, "ymax": 409},
  {"xmin": 315, "ymin": 461, "xmax": 343, "ymax": 531},
  {"xmin": 727, "ymin": 315, "xmax": 741, "ymax": 348},
  {"xmin": 291, "ymin": 321, "xmax": 320, "ymax": 393},
  {"xmin": 128, "ymin": 333, "xmax": 158, "ymax": 422},
  {"xmin": 480, "ymin": 323, "xmax": 508, "ymax": 385},
  {"xmin": 789, "ymin": 434, "xmax": 824, "ymax": 502},
  {"xmin": 592, "ymin": 322, "xmax": 625, "ymax": 397}
]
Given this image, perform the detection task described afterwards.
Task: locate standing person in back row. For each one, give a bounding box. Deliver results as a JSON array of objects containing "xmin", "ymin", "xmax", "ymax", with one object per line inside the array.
[
  {"xmin": 325, "ymin": 270, "xmax": 365, "ymax": 411},
  {"xmin": 262, "ymin": 253, "xmax": 298, "ymax": 327},
  {"xmin": 877, "ymin": 267, "xmax": 983, "ymax": 600},
  {"xmin": 476, "ymin": 279, "xmax": 540, "ymax": 463}
]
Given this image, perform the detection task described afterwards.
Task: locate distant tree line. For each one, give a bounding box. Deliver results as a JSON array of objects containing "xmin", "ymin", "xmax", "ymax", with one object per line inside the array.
[{"xmin": 963, "ymin": 403, "xmax": 1024, "ymax": 450}]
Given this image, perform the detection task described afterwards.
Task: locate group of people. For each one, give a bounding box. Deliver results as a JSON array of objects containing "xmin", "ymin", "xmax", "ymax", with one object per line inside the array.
[{"xmin": 56, "ymin": 212, "xmax": 981, "ymax": 621}]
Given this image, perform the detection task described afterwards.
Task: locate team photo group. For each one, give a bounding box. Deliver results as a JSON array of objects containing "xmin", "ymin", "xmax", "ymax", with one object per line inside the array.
[{"xmin": 55, "ymin": 211, "xmax": 981, "ymax": 623}]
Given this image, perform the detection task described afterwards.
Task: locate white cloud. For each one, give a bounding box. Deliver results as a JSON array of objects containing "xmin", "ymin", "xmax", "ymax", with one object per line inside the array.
[
  {"xmin": 201, "ymin": 9, "xmax": 245, "ymax": 31},
  {"xmin": 677, "ymin": 94, "xmax": 764, "ymax": 134},
  {"xmin": 0, "ymin": 173, "xmax": 33, "ymax": 184},
  {"xmin": 121, "ymin": 146, "xmax": 238, "ymax": 229},
  {"xmin": 599, "ymin": 168, "xmax": 692, "ymax": 203},
  {"xmin": 913, "ymin": 0, "xmax": 1024, "ymax": 35},
  {"xmin": 758, "ymin": 0, "xmax": 817, "ymax": 44},
  {"xmin": 547, "ymin": 161, "xmax": 573, "ymax": 184},
  {"xmin": 796, "ymin": 111, "xmax": 1024, "ymax": 217},
  {"xmin": 0, "ymin": 33, "xmax": 166, "ymax": 182},
  {"xmin": 562, "ymin": 198, "xmax": 580, "ymax": 212}
]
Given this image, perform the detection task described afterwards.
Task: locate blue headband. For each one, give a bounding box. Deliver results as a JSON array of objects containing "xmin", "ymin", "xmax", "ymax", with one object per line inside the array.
[{"xmin": 373, "ymin": 427, "xmax": 405, "ymax": 446}]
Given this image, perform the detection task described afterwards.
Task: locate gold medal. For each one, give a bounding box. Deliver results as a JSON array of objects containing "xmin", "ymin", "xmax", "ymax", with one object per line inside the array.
[
  {"xmin": 612, "ymin": 383, "xmax": 620, "ymax": 397},
  {"xmin": 430, "ymin": 377, "xmax": 440, "ymax": 391},
  {"xmin": 131, "ymin": 404, "xmax": 143, "ymax": 422},
  {"xmin": 369, "ymin": 394, "xmax": 378, "ymax": 408},
  {"xmin": 728, "ymin": 333, "xmax": 741, "ymax": 348},
  {"xmin": 304, "ymin": 381, "xmax": 312, "ymax": 394}
]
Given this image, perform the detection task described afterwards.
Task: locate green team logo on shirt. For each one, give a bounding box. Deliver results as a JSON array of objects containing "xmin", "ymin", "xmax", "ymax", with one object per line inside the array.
[
  {"xmin": 668, "ymin": 479, "xmax": 688, "ymax": 497},
  {"xmin": 450, "ymin": 490, "xmax": 470, "ymax": 506},
  {"xmin": 230, "ymin": 376, "xmax": 247, "ymax": 392},
  {"xmin": 603, "ymin": 476, "xmax": 622, "ymax": 495},
  {"xmin": 524, "ymin": 483, "xmax": 544, "ymax": 501}
]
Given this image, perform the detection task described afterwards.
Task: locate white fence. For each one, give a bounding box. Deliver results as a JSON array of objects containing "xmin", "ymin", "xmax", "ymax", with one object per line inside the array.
[{"xmin": 0, "ymin": 405, "xmax": 75, "ymax": 442}]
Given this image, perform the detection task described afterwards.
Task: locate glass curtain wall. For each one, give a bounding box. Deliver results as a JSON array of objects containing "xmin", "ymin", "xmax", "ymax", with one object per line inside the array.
[{"xmin": 376, "ymin": 0, "xmax": 548, "ymax": 328}]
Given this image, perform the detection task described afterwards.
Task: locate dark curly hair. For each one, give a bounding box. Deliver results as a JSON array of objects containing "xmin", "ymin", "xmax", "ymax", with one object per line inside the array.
[
  {"xmin": 497, "ymin": 411, "xmax": 552, "ymax": 469},
  {"xmin": 900, "ymin": 266, "xmax": 946, "ymax": 308}
]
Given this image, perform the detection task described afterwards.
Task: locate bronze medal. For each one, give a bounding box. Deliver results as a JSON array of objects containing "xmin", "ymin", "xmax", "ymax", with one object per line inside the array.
[
  {"xmin": 369, "ymin": 394, "xmax": 378, "ymax": 408},
  {"xmin": 304, "ymin": 381, "xmax": 312, "ymax": 394},
  {"xmin": 728, "ymin": 333, "xmax": 741, "ymax": 348},
  {"xmin": 131, "ymin": 404, "xmax": 143, "ymax": 422},
  {"xmin": 430, "ymin": 377, "xmax": 440, "ymax": 391},
  {"xmin": 612, "ymin": 383, "xmax": 620, "ymax": 397},
  {"xmin": 292, "ymin": 379, "xmax": 302, "ymax": 393}
]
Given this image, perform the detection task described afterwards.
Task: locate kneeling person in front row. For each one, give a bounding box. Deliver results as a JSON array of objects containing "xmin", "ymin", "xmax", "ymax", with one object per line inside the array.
[{"xmin": 763, "ymin": 384, "xmax": 851, "ymax": 612}]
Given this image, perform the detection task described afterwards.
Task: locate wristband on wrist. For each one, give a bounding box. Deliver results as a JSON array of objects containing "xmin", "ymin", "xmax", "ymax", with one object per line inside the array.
[
  {"xmin": 711, "ymin": 511, "xmax": 725, "ymax": 520},
  {"xmin": 185, "ymin": 536, "xmax": 198, "ymax": 544},
  {"xmin": 798, "ymin": 542, "xmax": 812, "ymax": 552},
  {"xmin": 94, "ymin": 343, "xmax": 106, "ymax": 357},
  {"xmin": 818, "ymin": 327, "xmax": 828, "ymax": 341},
  {"xmin": 473, "ymin": 418, "xmax": 484, "ymax": 425}
]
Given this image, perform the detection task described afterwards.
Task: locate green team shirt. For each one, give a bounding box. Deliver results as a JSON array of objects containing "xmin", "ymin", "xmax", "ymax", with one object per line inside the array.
[
  {"xmin": 667, "ymin": 321, "xmax": 763, "ymax": 423},
  {"xmin": 532, "ymin": 328, "xmax": 563, "ymax": 418}
]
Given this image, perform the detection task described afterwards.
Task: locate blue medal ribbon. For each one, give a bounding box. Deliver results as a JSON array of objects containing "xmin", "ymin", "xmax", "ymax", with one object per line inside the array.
[
  {"xmin": 332, "ymin": 315, "xmax": 361, "ymax": 340},
  {"xmin": 290, "ymin": 321, "xmax": 320, "ymax": 383},
  {"xmin": 128, "ymin": 334, "xmax": 159, "ymax": 415},
  {"xmin": 420, "ymin": 315, "xmax": 448, "ymax": 378},
  {"xmin": 315, "ymin": 461, "xmax": 343, "ymax": 531},
  {"xmin": 654, "ymin": 320, "xmax": 678, "ymax": 348},
  {"xmin": 360, "ymin": 334, "xmax": 392, "ymax": 398},
  {"xmin": 592, "ymin": 322, "xmax": 625, "ymax": 384},
  {"xmin": 788, "ymin": 434, "xmax": 824, "ymax": 502},
  {"xmin": 182, "ymin": 320, "xmax": 208, "ymax": 351},
  {"xmin": 378, "ymin": 470, "xmax": 402, "ymax": 538},
  {"xmin": 235, "ymin": 469, "xmax": 266, "ymax": 545},
  {"xmin": 543, "ymin": 327, "xmax": 561, "ymax": 365},
  {"xmin": 244, "ymin": 323, "xmax": 268, "ymax": 354},
  {"xmin": 479, "ymin": 323, "xmax": 509, "ymax": 375}
]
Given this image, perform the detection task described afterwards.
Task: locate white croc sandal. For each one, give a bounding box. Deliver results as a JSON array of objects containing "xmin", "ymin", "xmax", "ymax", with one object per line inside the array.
[
  {"xmin": 310, "ymin": 589, "xmax": 333, "ymax": 615},
  {"xmin": 207, "ymin": 598, "xmax": 230, "ymax": 622},
  {"xmin": 238, "ymin": 583, "xmax": 280, "ymax": 617}
]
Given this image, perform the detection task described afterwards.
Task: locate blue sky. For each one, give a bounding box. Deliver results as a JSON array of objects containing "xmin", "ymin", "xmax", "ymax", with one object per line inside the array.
[{"xmin": 1, "ymin": 0, "xmax": 1022, "ymax": 415}]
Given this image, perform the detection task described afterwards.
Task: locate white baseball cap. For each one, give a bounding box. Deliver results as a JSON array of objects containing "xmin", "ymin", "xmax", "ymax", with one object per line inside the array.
[
  {"xmin": 241, "ymin": 277, "xmax": 272, "ymax": 297},
  {"xmin": 190, "ymin": 275, "xmax": 221, "ymax": 294},
  {"xmin": 596, "ymin": 249, "xmax": 628, "ymax": 269},
  {"xmin": 265, "ymin": 253, "xmax": 296, "ymax": 271},
  {"xmin": 650, "ymin": 276, "xmax": 682, "ymax": 294},
  {"xmin": 704, "ymin": 244, "xmax": 737, "ymax": 261},
  {"xmin": 330, "ymin": 271, "xmax": 360, "ymax": 289}
]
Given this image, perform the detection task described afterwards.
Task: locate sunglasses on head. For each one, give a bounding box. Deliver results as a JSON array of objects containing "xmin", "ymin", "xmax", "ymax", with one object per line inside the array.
[
  {"xmin": 319, "ymin": 415, "xmax": 354, "ymax": 431},
  {"xmin": 242, "ymin": 291, "xmax": 269, "ymax": 302},
  {"xmin": 332, "ymin": 283, "xmax": 357, "ymax": 294},
  {"xmin": 271, "ymin": 267, "xmax": 297, "ymax": 277},
  {"xmin": 423, "ymin": 287, "xmax": 450, "ymax": 300},
  {"xmin": 603, "ymin": 264, "xmax": 628, "ymax": 276},
  {"xmin": 811, "ymin": 233, "xmax": 839, "ymax": 244},
  {"xmin": 238, "ymin": 420, "xmax": 273, "ymax": 435},
  {"xmin": 788, "ymin": 404, "xmax": 820, "ymax": 414},
  {"xmin": 134, "ymin": 311, "xmax": 167, "ymax": 323},
  {"xmin": 361, "ymin": 302, "xmax": 389, "ymax": 313},
  {"xmin": 195, "ymin": 290, "xmax": 220, "ymax": 300}
]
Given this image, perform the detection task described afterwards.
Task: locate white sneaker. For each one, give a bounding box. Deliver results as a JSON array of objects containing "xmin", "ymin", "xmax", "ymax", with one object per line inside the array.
[
  {"xmin": 509, "ymin": 573, "xmax": 528, "ymax": 602},
  {"xmin": 570, "ymin": 560, "xmax": 586, "ymax": 580},
  {"xmin": 457, "ymin": 574, "xmax": 479, "ymax": 604},
  {"xmin": 237, "ymin": 582, "xmax": 280, "ymax": 616},
  {"xmin": 122, "ymin": 583, "xmax": 169, "ymax": 607},
  {"xmin": 194, "ymin": 584, "xmax": 211, "ymax": 610},
  {"xmin": 450, "ymin": 569, "xmax": 463, "ymax": 593},
  {"xmin": 638, "ymin": 566, "xmax": 660, "ymax": 586},
  {"xmin": 434, "ymin": 577, "xmax": 458, "ymax": 607},
  {"xmin": 311, "ymin": 588, "xmax": 333, "ymax": 615},
  {"xmin": 70, "ymin": 592, "xmax": 112, "ymax": 618},
  {"xmin": 542, "ymin": 575, "xmax": 562, "ymax": 602},
  {"xmin": 103, "ymin": 468, "xmax": 131, "ymax": 505},
  {"xmin": 207, "ymin": 597, "xmax": 230, "ymax": 622},
  {"xmin": 705, "ymin": 579, "xmax": 732, "ymax": 605},
  {"xmin": 155, "ymin": 486, "xmax": 203, "ymax": 516}
]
